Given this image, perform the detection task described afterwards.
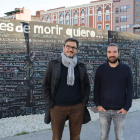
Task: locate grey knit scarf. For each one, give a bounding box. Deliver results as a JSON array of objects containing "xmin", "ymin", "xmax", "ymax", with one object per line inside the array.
[{"xmin": 61, "ymin": 52, "xmax": 77, "ymax": 86}]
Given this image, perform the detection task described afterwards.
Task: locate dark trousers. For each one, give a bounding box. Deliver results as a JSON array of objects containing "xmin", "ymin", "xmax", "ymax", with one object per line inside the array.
[{"xmin": 50, "ymin": 102, "xmax": 85, "ymax": 140}]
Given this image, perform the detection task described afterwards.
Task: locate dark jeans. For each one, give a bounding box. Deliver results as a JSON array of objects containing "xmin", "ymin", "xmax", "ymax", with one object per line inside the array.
[{"xmin": 50, "ymin": 102, "xmax": 85, "ymax": 140}]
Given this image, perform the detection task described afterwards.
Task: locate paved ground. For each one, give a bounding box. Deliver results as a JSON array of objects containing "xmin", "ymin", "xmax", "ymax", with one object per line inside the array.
[{"xmin": 1, "ymin": 111, "xmax": 140, "ymax": 140}]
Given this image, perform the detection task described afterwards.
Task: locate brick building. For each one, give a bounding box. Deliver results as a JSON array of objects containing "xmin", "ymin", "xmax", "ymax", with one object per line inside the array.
[
  {"xmin": 31, "ymin": 10, "xmax": 45, "ymax": 21},
  {"xmin": 40, "ymin": 0, "xmax": 113, "ymax": 30}
]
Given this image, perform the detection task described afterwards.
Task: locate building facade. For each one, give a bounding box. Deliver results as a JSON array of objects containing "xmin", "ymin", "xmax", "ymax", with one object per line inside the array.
[
  {"xmin": 135, "ymin": 0, "xmax": 140, "ymax": 35},
  {"xmin": 31, "ymin": 10, "xmax": 45, "ymax": 21},
  {"xmin": 113, "ymin": 0, "xmax": 135, "ymax": 33},
  {"xmin": 40, "ymin": 0, "xmax": 113, "ymax": 30},
  {"xmin": 2, "ymin": 7, "xmax": 31, "ymax": 21}
]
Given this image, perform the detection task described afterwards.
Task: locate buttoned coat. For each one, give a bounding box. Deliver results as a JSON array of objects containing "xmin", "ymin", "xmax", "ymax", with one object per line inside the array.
[{"xmin": 42, "ymin": 57, "xmax": 91, "ymax": 124}]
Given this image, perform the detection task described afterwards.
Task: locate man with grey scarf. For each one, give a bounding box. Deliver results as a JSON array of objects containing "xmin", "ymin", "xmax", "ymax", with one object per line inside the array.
[{"xmin": 42, "ymin": 38, "xmax": 91, "ymax": 140}]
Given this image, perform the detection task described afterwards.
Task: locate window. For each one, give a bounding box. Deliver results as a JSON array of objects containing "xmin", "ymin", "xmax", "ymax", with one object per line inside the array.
[
  {"xmin": 66, "ymin": 12, "xmax": 69, "ymax": 16},
  {"xmin": 66, "ymin": 20, "xmax": 69, "ymax": 25},
  {"xmin": 127, "ymin": 5, "xmax": 130, "ymax": 8},
  {"xmin": 48, "ymin": 15, "xmax": 50, "ymax": 19},
  {"xmin": 121, "ymin": 15, "xmax": 127, "ymax": 22},
  {"xmin": 106, "ymin": 5, "xmax": 109, "ymax": 10},
  {"xmin": 113, "ymin": 0, "xmax": 120, "ymax": 1},
  {"xmin": 136, "ymin": 4, "xmax": 140, "ymax": 7},
  {"xmin": 98, "ymin": 16, "xmax": 101, "ymax": 21},
  {"xmin": 60, "ymin": 21, "xmax": 63, "ymax": 24},
  {"xmin": 136, "ymin": 14, "xmax": 140, "ymax": 17},
  {"xmin": 136, "ymin": 9, "xmax": 140, "ymax": 12},
  {"xmin": 115, "ymin": 26, "xmax": 119, "ymax": 31},
  {"xmin": 136, "ymin": 29, "xmax": 140, "ymax": 31},
  {"xmin": 127, "ymin": 25, "xmax": 130, "ymax": 28},
  {"xmin": 121, "ymin": 25, "xmax": 126, "ymax": 31},
  {"xmin": 81, "ymin": 18, "xmax": 84, "ymax": 23},
  {"xmin": 136, "ymin": 18, "xmax": 140, "ymax": 22},
  {"xmin": 106, "ymin": 15, "xmax": 109, "ymax": 21},
  {"xmin": 98, "ymin": 6, "xmax": 101, "ymax": 11},
  {"xmin": 116, "ymin": 17, "xmax": 119, "ymax": 23},
  {"xmin": 42, "ymin": 16, "xmax": 45, "ymax": 20},
  {"xmin": 116, "ymin": 8, "xmax": 119, "ymax": 14},
  {"xmin": 74, "ymin": 19, "xmax": 78, "ymax": 24},
  {"xmin": 120, "ymin": 6, "xmax": 127, "ymax": 12},
  {"xmin": 60, "ymin": 13, "xmax": 63, "ymax": 17},
  {"xmin": 98, "ymin": 25, "xmax": 101, "ymax": 29},
  {"xmin": 81, "ymin": 9, "xmax": 84, "ymax": 14},
  {"xmin": 127, "ymin": 15, "xmax": 130, "ymax": 18},
  {"xmin": 75, "ymin": 10, "xmax": 78, "ymax": 15},
  {"xmin": 106, "ymin": 25, "xmax": 109, "ymax": 30}
]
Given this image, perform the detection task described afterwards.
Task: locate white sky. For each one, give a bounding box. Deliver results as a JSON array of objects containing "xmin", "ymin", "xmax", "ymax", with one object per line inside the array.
[{"xmin": 0, "ymin": 0, "xmax": 97, "ymax": 17}]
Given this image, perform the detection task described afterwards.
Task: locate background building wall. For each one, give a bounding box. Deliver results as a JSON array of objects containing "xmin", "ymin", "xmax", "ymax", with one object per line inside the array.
[
  {"xmin": 16, "ymin": 8, "xmax": 31, "ymax": 21},
  {"xmin": 40, "ymin": 0, "xmax": 113, "ymax": 30},
  {"xmin": 113, "ymin": 0, "xmax": 135, "ymax": 33},
  {"xmin": 135, "ymin": 0, "xmax": 140, "ymax": 35}
]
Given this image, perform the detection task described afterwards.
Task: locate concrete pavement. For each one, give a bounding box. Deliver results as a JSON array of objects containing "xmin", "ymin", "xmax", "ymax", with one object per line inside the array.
[{"xmin": 1, "ymin": 111, "xmax": 140, "ymax": 140}]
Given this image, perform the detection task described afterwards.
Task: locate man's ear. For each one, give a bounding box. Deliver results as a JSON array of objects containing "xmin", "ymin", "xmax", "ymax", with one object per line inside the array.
[{"xmin": 63, "ymin": 46, "xmax": 65, "ymax": 51}]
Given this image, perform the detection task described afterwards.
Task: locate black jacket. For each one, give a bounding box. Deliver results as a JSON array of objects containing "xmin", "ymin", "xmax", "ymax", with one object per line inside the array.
[{"xmin": 42, "ymin": 57, "xmax": 91, "ymax": 124}]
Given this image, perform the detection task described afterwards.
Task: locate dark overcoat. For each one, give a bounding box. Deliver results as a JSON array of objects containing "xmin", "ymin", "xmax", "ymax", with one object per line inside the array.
[{"xmin": 42, "ymin": 57, "xmax": 91, "ymax": 124}]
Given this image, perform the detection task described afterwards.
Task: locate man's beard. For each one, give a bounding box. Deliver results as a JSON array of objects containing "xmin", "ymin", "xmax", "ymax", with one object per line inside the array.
[
  {"xmin": 107, "ymin": 56, "xmax": 119, "ymax": 63},
  {"xmin": 64, "ymin": 51, "xmax": 74, "ymax": 58}
]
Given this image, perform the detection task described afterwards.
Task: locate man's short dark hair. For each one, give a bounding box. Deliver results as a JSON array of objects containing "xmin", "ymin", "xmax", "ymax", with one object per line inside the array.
[
  {"xmin": 64, "ymin": 38, "xmax": 79, "ymax": 48},
  {"xmin": 107, "ymin": 43, "xmax": 120, "ymax": 53}
]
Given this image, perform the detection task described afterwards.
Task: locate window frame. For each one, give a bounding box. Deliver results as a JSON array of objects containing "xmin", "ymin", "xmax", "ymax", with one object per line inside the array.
[
  {"xmin": 115, "ymin": 26, "xmax": 119, "ymax": 31},
  {"xmin": 75, "ymin": 10, "xmax": 78, "ymax": 15},
  {"xmin": 121, "ymin": 25, "xmax": 127, "ymax": 31},
  {"xmin": 74, "ymin": 19, "xmax": 78, "ymax": 24},
  {"xmin": 116, "ymin": 17, "xmax": 119, "ymax": 23},
  {"xmin": 106, "ymin": 15, "xmax": 109, "ymax": 21},
  {"xmin": 116, "ymin": 8, "xmax": 119, "ymax": 14},
  {"xmin": 81, "ymin": 18, "xmax": 84, "ymax": 23},
  {"xmin": 98, "ymin": 24, "xmax": 102, "ymax": 29},
  {"xmin": 66, "ymin": 12, "xmax": 69, "ymax": 16},
  {"xmin": 105, "ymin": 24, "xmax": 110, "ymax": 30},
  {"xmin": 66, "ymin": 20, "xmax": 69, "ymax": 25},
  {"xmin": 120, "ymin": 6, "xmax": 127, "ymax": 12},
  {"xmin": 81, "ymin": 9, "xmax": 84, "ymax": 14},
  {"xmin": 98, "ymin": 6, "xmax": 101, "ymax": 11},
  {"xmin": 60, "ymin": 21, "xmax": 63, "ymax": 24},
  {"xmin": 106, "ymin": 5, "xmax": 109, "ymax": 10},
  {"xmin": 60, "ymin": 13, "xmax": 63, "ymax": 17},
  {"xmin": 98, "ymin": 16, "xmax": 102, "ymax": 21}
]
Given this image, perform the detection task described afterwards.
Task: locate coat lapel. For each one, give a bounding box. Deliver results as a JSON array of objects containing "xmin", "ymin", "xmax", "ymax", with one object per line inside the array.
[{"xmin": 52, "ymin": 57, "xmax": 61, "ymax": 80}]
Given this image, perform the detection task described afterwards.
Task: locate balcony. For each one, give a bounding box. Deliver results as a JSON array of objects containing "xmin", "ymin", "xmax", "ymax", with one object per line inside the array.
[
  {"xmin": 66, "ymin": 16, "xmax": 69, "ymax": 19},
  {"xmin": 81, "ymin": 13, "xmax": 84, "ymax": 17},
  {"xmin": 106, "ymin": 10, "xmax": 109, "ymax": 13},
  {"xmin": 120, "ymin": 9, "xmax": 127, "ymax": 12},
  {"xmin": 120, "ymin": 18, "xmax": 127, "ymax": 22},
  {"xmin": 121, "ymin": 28, "xmax": 127, "ymax": 31}
]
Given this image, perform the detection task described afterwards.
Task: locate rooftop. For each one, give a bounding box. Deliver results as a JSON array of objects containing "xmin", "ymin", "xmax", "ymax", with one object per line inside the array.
[{"xmin": 4, "ymin": 9, "xmax": 20, "ymax": 16}]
